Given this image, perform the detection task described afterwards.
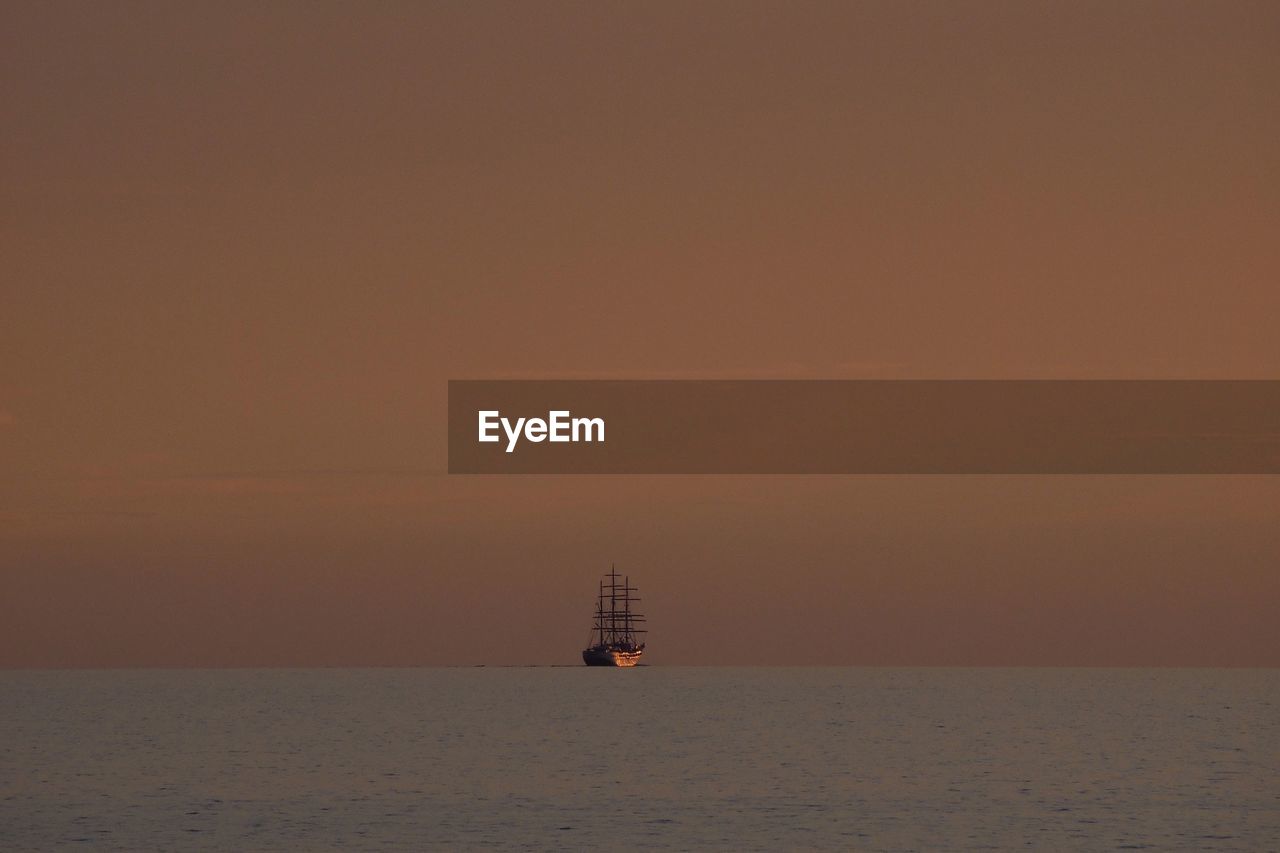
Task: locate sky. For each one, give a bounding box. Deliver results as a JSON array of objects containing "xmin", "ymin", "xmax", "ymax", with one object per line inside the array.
[{"xmin": 2, "ymin": 1, "xmax": 1278, "ymax": 666}]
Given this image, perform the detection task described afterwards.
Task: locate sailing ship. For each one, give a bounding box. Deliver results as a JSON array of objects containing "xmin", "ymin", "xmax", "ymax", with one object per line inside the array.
[{"xmin": 582, "ymin": 566, "xmax": 646, "ymax": 666}]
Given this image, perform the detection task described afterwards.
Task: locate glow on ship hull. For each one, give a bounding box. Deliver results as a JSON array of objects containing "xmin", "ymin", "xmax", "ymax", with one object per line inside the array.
[{"xmin": 582, "ymin": 647, "xmax": 643, "ymax": 667}]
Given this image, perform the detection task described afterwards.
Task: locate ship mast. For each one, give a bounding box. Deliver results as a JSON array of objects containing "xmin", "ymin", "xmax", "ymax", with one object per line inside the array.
[
  {"xmin": 610, "ymin": 564, "xmax": 618, "ymax": 643},
  {"xmin": 597, "ymin": 576, "xmax": 605, "ymax": 646},
  {"xmin": 589, "ymin": 565, "xmax": 647, "ymax": 649}
]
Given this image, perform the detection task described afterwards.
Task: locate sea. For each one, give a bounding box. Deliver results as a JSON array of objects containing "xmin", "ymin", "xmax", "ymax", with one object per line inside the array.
[{"xmin": 2, "ymin": 667, "xmax": 1277, "ymax": 851}]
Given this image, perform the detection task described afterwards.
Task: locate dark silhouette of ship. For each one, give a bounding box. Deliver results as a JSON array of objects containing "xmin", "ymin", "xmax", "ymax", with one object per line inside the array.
[{"xmin": 582, "ymin": 566, "xmax": 646, "ymax": 666}]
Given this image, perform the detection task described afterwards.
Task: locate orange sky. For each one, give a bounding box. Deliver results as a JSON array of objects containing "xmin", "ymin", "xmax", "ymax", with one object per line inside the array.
[{"xmin": 3, "ymin": 2, "xmax": 1278, "ymax": 666}]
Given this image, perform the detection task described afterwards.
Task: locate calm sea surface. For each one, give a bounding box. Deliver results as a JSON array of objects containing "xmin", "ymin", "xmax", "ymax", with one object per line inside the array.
[{"xmin": 2, "ymin": 668, "xmax": 1277, "ymax": 851}]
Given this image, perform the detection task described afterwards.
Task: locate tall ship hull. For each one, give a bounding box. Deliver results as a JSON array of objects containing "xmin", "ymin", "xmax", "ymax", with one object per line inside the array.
[
  {"xmin": 582, "ymin": 647, "xmax": 642, "ymax": 667},
  {"xmin": 582, "ymin": 566, "xmax": 646, "ymax": 667}
]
